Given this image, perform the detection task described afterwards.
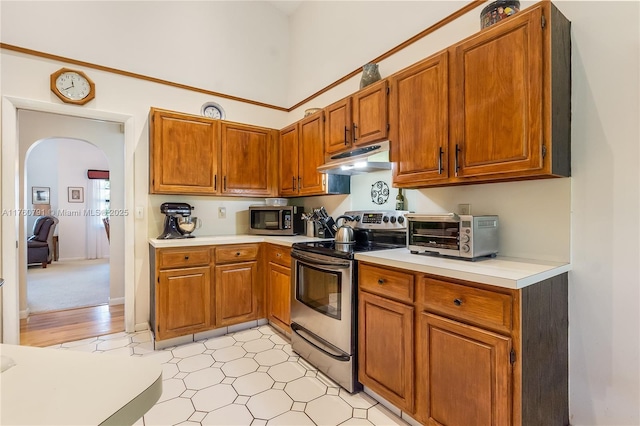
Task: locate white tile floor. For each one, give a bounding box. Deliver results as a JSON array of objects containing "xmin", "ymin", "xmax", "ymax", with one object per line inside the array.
[{"xmin": 48, "ymin": 325, "xmax": 411, "ymax": 426}]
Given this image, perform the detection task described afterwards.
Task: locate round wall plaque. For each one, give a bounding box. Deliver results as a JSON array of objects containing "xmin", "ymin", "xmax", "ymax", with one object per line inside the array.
[{"xmin": 371, "ymin": 181, "xmax": 389, "ymax": 205}]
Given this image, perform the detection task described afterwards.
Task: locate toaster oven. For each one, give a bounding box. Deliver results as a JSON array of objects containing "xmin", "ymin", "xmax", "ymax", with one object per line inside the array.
[{"xmin": 406, "ymin": 213, "xmax": 499, "ymax": 260}]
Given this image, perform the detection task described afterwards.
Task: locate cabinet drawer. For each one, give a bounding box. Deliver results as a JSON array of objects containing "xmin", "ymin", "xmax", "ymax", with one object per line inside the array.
[
  {"xmin": 422, "ymin": 277, "xmax": 513, "ymax": 333},
  {"xmin": 157, "ymin": 247, "xmax": 211, "ymax": 269},
  {"xmin": 268, "ymin": 244, "xmax": 291, "ymax": 267},
  {"xmin": 215, "ymin": 244, "xmax": 259, "ymax": 263},
  {"xmin": 359, "ymin": 263, "xmax": 414, "ymax": 304}
]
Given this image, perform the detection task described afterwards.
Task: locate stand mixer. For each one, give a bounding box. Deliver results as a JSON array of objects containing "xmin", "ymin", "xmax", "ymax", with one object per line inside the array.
[{"xmin": 158, "ymin": 202, "xmax": 199, "ymax": 239}]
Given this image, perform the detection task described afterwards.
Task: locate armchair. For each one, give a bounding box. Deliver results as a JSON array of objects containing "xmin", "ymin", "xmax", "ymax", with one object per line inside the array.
[{"xmin": 27, "ymin": 215, "xmax": 59, "ymax": 268}]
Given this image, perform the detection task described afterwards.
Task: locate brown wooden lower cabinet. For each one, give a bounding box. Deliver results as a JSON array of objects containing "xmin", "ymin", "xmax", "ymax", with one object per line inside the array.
[
  {"xmin": 214, "ymin": 244, "xmax": 261, "ymax": 326},
  {"xmin": 156, "ymin": 266, "xmax": 212, "ymax": 340},
  {"xmin": 419, "ymin": 313, "xmax": 511, "ymax": 426},
  {"xmin": 358, "ymin": 291, "xmax": 414, "ymax": 412},
  {"xmin": 358, "ymin": 262, "xmax": 568, "ymax": 426},
  {"xmin": 151, "ymin": 243, "xmax": 263, "ymax": 342},
  {"xmin": 266, "ymin": 244, "xmax": 292, "ymax": 333},
  {"xmin": 215, "ymin": 261, "xmax": 259, "ymax": 326}
]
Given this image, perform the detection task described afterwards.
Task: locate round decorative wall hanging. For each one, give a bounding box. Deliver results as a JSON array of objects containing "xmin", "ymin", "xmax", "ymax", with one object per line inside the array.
[{"xmin": 371, "ymin": 181, "xmax": 389, "ymax": 205}]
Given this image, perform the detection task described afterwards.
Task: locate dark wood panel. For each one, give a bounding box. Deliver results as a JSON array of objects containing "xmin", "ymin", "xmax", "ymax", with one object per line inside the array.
[
  {"xmin": 520, "ymin": 273, "xmax": 569, "ymax": 426},
  {"xmin": 549, "ymin": 3, "xmax": 572, "ymax": 177}
]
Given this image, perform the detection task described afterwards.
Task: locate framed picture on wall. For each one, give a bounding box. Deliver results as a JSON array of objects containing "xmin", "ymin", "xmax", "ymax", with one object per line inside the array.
[
  {"xmin": 68, "ymin": 186, "xmax": 84, "ymax": 203},
  {"xmin": 32, "ymin": 186, "xmax": 50, "ymax": 204}
]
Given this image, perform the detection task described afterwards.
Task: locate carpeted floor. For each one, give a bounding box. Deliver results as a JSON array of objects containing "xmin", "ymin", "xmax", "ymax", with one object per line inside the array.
[{"xmin": 27, "ymin": 258, "xmax": 109, "ymax": 313}]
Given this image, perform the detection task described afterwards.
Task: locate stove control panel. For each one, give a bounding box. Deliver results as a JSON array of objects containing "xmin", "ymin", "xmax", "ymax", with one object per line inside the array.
[{"xmin": 344, "ymin": 210, "xmax": 410, "ymax": 230}]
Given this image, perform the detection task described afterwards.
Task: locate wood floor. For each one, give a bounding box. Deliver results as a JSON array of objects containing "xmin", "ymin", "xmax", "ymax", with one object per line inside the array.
[{"xmin": 20, "ymin": 304, "xmax": 125, "ymax": 347}]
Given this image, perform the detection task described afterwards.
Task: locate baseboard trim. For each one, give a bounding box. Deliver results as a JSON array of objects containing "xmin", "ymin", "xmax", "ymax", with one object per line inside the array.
[
  {"xmin": 135, "ymin": 323, "xmax": 150, "ymax": 332},
  {"xmin": 109, "ymin": 297, "xmax": 124, "ymax": 306},
  {"xmin": 19, "ymin": 307, "xmax": 30, "ymax": 319}
]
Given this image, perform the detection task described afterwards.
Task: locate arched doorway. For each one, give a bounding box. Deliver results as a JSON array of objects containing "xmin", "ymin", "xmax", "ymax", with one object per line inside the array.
[{"xmin": 1, "ymin": 97, "xmax": 135, "ymax": 344}]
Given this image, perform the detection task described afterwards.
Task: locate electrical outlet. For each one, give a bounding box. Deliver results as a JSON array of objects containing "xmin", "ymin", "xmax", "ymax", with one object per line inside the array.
[
  {"xmin": 218, "ymin": 207, "xmax": 226, "ymax": 219},
  {"xmin": 458, "ymin": 203, "xmax": 471, "ymax": 215}
]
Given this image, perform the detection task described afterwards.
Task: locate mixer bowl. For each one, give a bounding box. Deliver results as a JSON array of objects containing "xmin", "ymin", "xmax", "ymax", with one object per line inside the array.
[{"xmin": 178, "ymin": 216, "xmax": 201, "ymax": 235}]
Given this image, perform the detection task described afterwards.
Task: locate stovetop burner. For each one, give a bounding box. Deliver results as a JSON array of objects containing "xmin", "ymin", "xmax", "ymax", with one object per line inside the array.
[
  {"xmin": 292, "ymin": 210, "xmax": 409, "ymax": 259},
  {"xmin": 292, "ymin": 239, "xmax": 405, "ymax": 260}
]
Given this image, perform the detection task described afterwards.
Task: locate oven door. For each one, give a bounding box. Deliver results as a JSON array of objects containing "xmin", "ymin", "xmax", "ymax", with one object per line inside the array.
[{"xmin": 290, "ymin": 249, "xmax": 354, "ymax": 354}]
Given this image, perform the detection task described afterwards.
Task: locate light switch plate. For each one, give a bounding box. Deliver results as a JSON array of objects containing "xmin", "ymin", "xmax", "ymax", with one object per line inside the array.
[{"xmin": 218, "ymin": 207, "xmax": 226, "ymax": 219}]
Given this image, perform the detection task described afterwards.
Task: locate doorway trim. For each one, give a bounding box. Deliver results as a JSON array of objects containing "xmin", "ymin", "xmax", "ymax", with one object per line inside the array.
[{"xmin": 1, "ymin": 96, "xmax": 135, "ymax": 344}]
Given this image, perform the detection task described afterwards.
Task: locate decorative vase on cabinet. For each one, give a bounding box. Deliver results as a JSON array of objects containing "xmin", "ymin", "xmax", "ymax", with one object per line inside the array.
[{"xmin": 360, "ymin": 63, "xmax": 381, "ymax": 89}]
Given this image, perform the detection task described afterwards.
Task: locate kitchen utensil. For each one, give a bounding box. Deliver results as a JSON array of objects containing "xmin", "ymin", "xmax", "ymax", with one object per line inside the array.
[
  {"xmin": 334, "ymin": 215, "xmax": 355, "ymax": 243},
  {"xmin": 322, "ymin": 216, "xmax": 337, "ymax": 237}
]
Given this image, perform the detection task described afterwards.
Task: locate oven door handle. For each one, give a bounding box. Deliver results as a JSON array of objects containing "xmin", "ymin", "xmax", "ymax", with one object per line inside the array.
[
  {"xmin": 291, "ymin": 323, "xmax": 351, "ymax": 362},
  {"xmin": 291, "ymin": 251, "xmax": 351, "ymax": 269}
]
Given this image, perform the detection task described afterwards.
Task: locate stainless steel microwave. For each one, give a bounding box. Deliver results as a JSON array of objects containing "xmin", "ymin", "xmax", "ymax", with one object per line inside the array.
[
  {"xmin": 406, "ymin": 213, "xmax": 499, "ymax": 260},
  {"xmin": 248, "ymin": 205, "xmax": 305, "ymax": 235}
]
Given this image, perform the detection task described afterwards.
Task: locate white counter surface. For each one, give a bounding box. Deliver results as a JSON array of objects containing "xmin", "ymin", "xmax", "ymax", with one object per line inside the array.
[
  {"xmin": 149, "ymin": 235, "xmax": 570, "ymax": 289},
  {"xmin": 355, "ymin": 248, "xmax": 571, "ymax": 289},
  {"xmin": 0, "ymin": 343, "xmax": 162, "ymax": 425},
  {"xmin": 149, "ymin": 234, "xmax": 329, "ymax": 248}
]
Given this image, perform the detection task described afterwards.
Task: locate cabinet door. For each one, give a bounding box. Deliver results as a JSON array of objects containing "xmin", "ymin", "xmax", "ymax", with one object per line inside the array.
[
  {"xmin": 267, "ymin": 261, "xmax": 291, "ymax": 333},
  {"xmin": 324, "ymin": 97, "xmax": 352, "ymax": 155},
  {"xmin": 156, "ymin": 266, "xmax": 212, "ymax": 340},
  {"xmin": 150, "ymin": 108, "xmax": 219, "ymax": 195},
  {"xmin": 390, "ymin": 52, "xmax": 449, "ymax": 187},
  {"xmin": 450, "ymin": 7, "xmax": 543, "ymax": 179},
  {"xmin": 221, "ymin": 122, "xmax": 276, "ymax": 196},
  {"xmin": 418, "ymin": 312, "xmax": 511, "ymax": 426},
  {"xmin": 298, "ymin": 112, "xmax": 326, "ymax": 195},
  {"xmin": 279, "ymin": 124, "xmax": 299, "ymax": 196},
  {"xmin": 215, "ymin": 261, "xmax": 259, "ymax": 326},
  {"xmin": 358, "ymin": 291, "xmax": 414, "ymax": 412},
  {"xmin": 352, "ymin": 79, "xmax": 388, "ymax": 147}
]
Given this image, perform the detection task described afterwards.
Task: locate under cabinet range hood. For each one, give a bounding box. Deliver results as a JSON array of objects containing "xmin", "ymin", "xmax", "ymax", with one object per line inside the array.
[{"xmin": 317, "ymin": 140, "xmax": 391, "ymax": 175}]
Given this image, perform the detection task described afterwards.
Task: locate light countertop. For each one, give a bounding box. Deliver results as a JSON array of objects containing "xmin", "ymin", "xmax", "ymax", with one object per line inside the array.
[
  {"xmin": 149, "ymin": 234, "xmax": 330, "ymax": 248},
  {"xmin": 355, "ymin": 248, "xmax": 571, "ymax": 289},
  {"xmin": 0, "ymin": 343, "xmax": 162, "ymax": 425},
  {"xmin": 149, "ymin": 235, "xmax": 570, "ymax": 289}
]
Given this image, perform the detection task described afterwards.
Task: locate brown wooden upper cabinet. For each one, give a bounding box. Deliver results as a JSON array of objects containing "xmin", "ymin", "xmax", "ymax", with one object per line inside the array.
[
  {"xmin": 220, "ymin": 122, "xmax": 277, "ymax": 196},
  {"xmin": 150, "ymin": 107, "xmax": 220, "ymax": 195},
  {"xmin": 389, "ymin": 51, "xmax": 449, "ymax": 187},
  {"xmin": 280, "ymin": 111, "xmax": 348, "ymax": 196},
  {"xmin": 324, "ymin": 79, "xmax": 389, "ymax": 156},
  {"xmin": 391, "ymin": 2, "xmax": 570, "ymax": 188},
  {"xmin": 149, "ymin": 107, "xmax": 277, "ymax": 196}
]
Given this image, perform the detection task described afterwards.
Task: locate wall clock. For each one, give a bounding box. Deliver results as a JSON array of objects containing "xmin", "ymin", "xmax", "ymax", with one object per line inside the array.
[
  {"xmin": 371, "ymin": 181, "xmax": 389, "ymax": 205},
  {"xmin": 201, "ymin": 102, "xmax": 225, "ymax": 119},
  {"xmin": 50, "ymin": 68, "xmax": 95, "ymax": 105}
]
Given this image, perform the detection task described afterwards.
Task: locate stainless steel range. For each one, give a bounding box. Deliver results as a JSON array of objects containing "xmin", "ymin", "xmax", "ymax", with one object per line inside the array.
[{"xmin": 290, "ymin": 210, "xmax": 408, "ymax": 393}]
